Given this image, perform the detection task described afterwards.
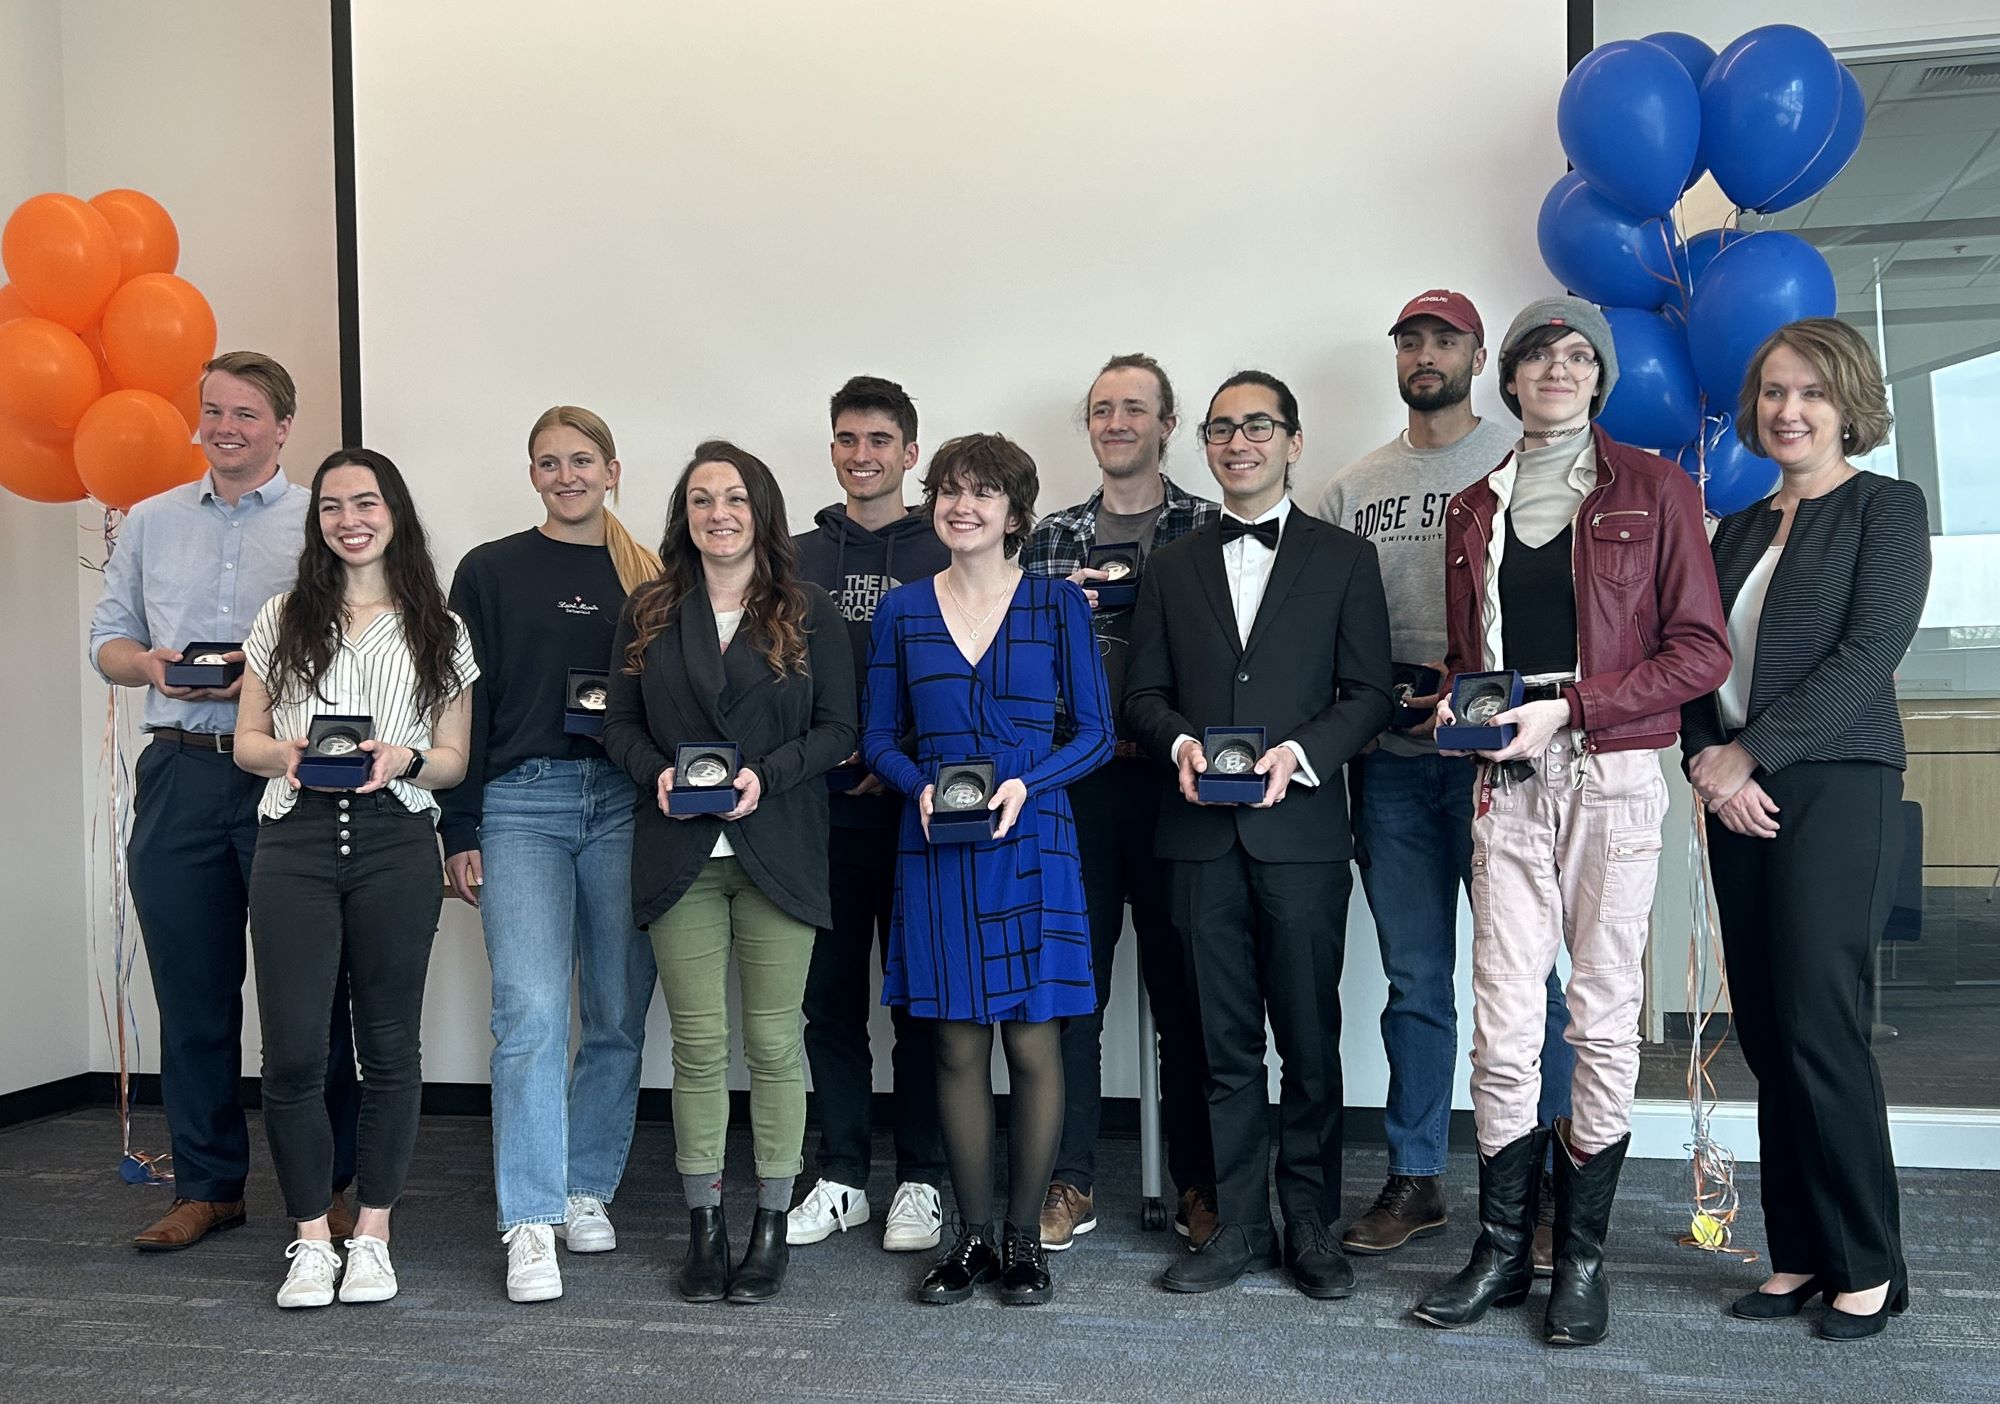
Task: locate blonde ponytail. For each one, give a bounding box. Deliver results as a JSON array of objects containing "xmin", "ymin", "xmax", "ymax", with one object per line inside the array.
[{"xmin": 605, "ymin": 509, "xmax": 661, "ymax": 595}]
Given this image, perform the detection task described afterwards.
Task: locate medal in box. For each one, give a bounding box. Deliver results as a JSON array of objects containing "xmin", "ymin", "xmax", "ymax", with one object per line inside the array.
[
  {"xmin": 669, "ymin": 741, "xmax": 740, "ymax": 815},
  {"xmin": 164, "ymin": 641, "xmax": 244, "ymax": 690},
  {"xmin": 1086, "ymin": 541, "xmax": 1141, "ymax": 608},
  {"xmin": 296, "ymin": 714, "xmax": 374, "ymax": 789},
  {"xmin": 929, "ymin": 759, "xmax": 998, "ymax": 842},
  {"xmin": 1198, "ymin": 726, "xmax": 1266, "ymax": 805},
  {"xmin": 563, "ymin": 668, "xmax": 609, "ymax": 737},
  {"xmin": 1435, "ymin": 670, "xmax": 1523, "ymax": 752}
]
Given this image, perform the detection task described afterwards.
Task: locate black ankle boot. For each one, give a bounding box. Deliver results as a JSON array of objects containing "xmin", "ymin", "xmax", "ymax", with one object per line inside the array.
[
  {"xmin": 1412, "ymin": 1127, "xmax": 1548, "ymax": 1329},
  {"xmin": 916, "ymin": 1222, "xmax": 999, "ymax": 1304},
  {"xmin": 726, "ymin": 1207, "xmax": 789, "ymax": 1304},
  {"xmin": 678, "ymin": 1205, "xmax": 729, "ymax": 1302},
  {"xmin": 999, "ymin": 1221, "xmax": 1053, "ymax": 1305},
  {"xmin": 1544, "ymin": 1117, "xmax": 1629, "ymax": 1347}
]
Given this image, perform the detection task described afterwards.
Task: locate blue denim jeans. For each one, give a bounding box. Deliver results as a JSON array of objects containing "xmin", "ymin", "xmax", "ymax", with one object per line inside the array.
[
  {"xmin": 1354, "ymin": 747, "xmax": 1573, "ymax": 1176},
  {"xmin": 478, "ymin": 758, "xmax": 657, "ymax": 1229}
]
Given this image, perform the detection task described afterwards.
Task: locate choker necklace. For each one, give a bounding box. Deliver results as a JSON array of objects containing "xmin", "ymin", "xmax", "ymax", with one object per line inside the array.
[{"xmin": 1522, "ymin": 425, "xmax": 1588, "ymax": 441}]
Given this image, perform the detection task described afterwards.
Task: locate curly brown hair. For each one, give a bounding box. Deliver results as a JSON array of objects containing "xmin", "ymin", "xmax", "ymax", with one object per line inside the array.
[
  {"xmin": 622, "ymin": 440, "xmax": 810, "ymax": 678},
  {"xmin": 920, "ymin": 433, "xmax": 1039, "ymax": 558}
]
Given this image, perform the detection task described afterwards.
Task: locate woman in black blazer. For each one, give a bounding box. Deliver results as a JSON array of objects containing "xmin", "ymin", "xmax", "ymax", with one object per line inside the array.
[
  {"xmin": 1682, "ymin": 318, "xmax": 1931, "ymax": 1340},
  {"xmin": 603, "ymin": 440, "xmax": 856, "ymax": 1306}
]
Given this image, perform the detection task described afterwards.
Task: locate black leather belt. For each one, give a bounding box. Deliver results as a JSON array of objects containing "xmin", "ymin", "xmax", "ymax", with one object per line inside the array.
[
  {"xmin": 1520, "ymin": 682, "xmax": 1567, "ymax": 703},
  {"xmin": 147, "ymin": 726, "xmax": 233, "ymax": 753}
]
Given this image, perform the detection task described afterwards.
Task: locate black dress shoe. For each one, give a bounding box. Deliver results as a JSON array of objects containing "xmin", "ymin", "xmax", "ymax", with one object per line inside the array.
[
  {"xmin": 1161, "ymin": 1222, "xmax": 1281, "ymax": 1294},
  {"xmin": 999, "ymin": 1222, "xmax": 1054, "ymax": 1305},
  {"xmin": 726, "ymin": 1207, "xmax": 789, "ymax": 1304},
  {"xmin": 677, "ymin": 1205, "xmax": 729, "ymax": 1303},
  {"xmin": 1818, "ymin": 1277, "xmax": 1910, "ymax": 1341},
  {"xmin": 1728, "ymin": 1276, "xmax": 1831, "ymax": 1320},
  {"xmin": 1285, "ymin": 1220, "xmax": 1356, "ymax": 1300},
  {"xmin": 916, "ymin": 1224, "xmax": 999, "ymax": 1304}
]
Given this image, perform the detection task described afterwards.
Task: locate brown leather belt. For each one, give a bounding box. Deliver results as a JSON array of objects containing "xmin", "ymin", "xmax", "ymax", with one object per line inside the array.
[{"xmin": 147, "ymin": 726, "xmax": 234, "ymax": 753}]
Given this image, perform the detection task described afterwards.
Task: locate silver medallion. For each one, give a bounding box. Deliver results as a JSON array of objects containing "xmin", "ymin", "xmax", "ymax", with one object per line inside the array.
[
  {"xmin": 684, "ymin": 755, "xmax": 730, "ymax": 787},
  {"xmin": 942, "ymin": 777, "xmax": 986, "ymax": 809},
  {"xmin": 1211, "ymin": 742, "xmax": 1256, "ymax": 775},
  {"xmin": 576, "ymin": 683, "xmax": 608, "ymax": 712}
]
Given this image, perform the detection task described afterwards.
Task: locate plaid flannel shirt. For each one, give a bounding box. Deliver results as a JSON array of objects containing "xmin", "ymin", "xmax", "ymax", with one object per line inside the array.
[{"xmin": 1020, "ymin": 474, "xmax": 1219, "ymax": 578}]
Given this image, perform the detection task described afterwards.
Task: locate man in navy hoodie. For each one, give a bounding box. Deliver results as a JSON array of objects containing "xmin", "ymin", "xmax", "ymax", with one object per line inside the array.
[{"xmin": 789, "ymin": 375, "xmax": 951, "ymax": 1253}]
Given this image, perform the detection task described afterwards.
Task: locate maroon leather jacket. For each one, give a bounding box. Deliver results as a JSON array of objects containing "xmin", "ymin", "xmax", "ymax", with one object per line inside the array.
[{"xmin": 1443, "ymin": 424, "xmax": 1730, "ymax": 754}]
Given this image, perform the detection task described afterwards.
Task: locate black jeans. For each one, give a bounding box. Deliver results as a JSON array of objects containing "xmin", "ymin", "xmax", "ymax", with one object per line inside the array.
[
  {"xmin": 1055, "ymin": 757, "xmax": 1213, "ymax": 1197},
  {"xmin": 801, "ymin": 822, "xmax": 944, "ymax": 1188},
  {"xmin": 1708, "ymin": 760, "xmax": 1905, "ymax": 1292},
  {"xmin": 126, "ymin": 739, "xmax": 358, "ymax": 1202},
  {"xmin": 248, "ymin": 790, "xmax": 442, "ymax": 1220}
]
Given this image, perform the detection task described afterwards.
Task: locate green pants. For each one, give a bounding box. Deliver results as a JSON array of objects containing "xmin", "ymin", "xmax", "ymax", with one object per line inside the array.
[{"xmin": 649, "ymin": 856, "xmax": 813, "ymax": 1178}]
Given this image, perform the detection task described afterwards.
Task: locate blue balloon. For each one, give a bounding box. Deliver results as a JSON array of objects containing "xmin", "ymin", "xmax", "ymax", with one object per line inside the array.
[
  {"xmin": 1674, "ymin": 416, "xmax": 1779, "ymax": 516},
  {"xmin": 1598, "ymin": 307, "xmax": 1703, "ymax": 450},
  {"xmin": 1698, "ymin": 25, "xmax": 1844, "ymax": 211},
  {"xmin": 1685, "ymin": 231, "xmax": 1837, "ymax": 403},
  {"xmin": 1681, "ymin": 227, "xmax": 1743, "ymax": 289},
  {"xmin": 1537, "ymin": 173, "xmax": 1682, "ymax": 311},
  {"xmin": 1559, "ymin": 40, "xmax": 1702, "ymax": 217},
  {"xmin": 1763, "ymin": 62, "xmax": 1866, "ymax": 211},
  {"xmin": 1643, "ymin": 30, "xmax": 1718, "ymax": 87}
]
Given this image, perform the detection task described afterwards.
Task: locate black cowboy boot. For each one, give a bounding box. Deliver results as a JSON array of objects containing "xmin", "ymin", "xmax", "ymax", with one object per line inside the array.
[
  {"xmin": 1412, "ymin": 1127, "xmax": 1548, "ymax": 1328},
  {"xmin": 677, "ymin": 1205, "xmax": 729, "ymax": 1302},
  {"xmin": 1544, "ymin": 1116, "xmax": 1629, "ymax": 1347}
]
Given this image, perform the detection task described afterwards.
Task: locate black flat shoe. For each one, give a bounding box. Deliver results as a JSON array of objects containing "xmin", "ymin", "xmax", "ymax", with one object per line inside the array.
[
  {"xmin": 916, "ymin": 1224, "xmax": 999, "ymax": 1305},
  {"xmin": 1728, "ymin": 1276, "xmax": 1831, "ymax": 1320},
  {"xmin": 999, "ymin": 1222, "xmax": 1053, "ymax": 1306},
  {"xmin": 677, "ymin": 1205, "xmax": 729, "ymax": 1303},
  {"xmin": 1818, "ymin": 1279, "xmax": 1910, "ymax": 1341}
]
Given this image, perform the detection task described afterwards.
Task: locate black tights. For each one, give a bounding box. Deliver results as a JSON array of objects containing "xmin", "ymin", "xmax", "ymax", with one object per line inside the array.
[{"xmin": 932, "ymin": 1018, "xmax": 1064, "ymax": 1233}]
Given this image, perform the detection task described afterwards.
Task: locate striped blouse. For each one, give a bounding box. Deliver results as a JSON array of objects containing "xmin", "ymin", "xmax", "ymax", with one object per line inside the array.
[
  {"xmin": 1681, "ymin": 471, "xmax": 1930, "ymax": 774},
  {"xmin": 245, "ymin": 592, "xmax": 479, "ymax": 821}
]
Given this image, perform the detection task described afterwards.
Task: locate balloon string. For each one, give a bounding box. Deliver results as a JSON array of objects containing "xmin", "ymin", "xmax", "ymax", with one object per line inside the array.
[{"xmin": 1682, "ymin": 800, "xmax": 1756, "ymax": 1261}]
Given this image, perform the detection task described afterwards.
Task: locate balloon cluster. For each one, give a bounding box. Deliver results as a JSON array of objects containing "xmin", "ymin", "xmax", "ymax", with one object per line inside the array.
[
  {"xmin": 1541, "ymin": 25, "xmax": 1862, "ymax": 515},
  {"xmin": 0, "ymin": 191, "xmax": 216, "ymax": 510}
]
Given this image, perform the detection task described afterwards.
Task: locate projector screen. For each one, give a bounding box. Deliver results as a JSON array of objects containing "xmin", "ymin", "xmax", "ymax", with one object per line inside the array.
[{"xmin": 350, "ymin": 0, "xmax": 1570, "ymax": 1091}]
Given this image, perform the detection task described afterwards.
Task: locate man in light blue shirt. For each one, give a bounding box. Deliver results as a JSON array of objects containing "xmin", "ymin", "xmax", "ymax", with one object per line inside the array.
[{"xmin": 88, "ymin": 352, "xmax": 360, "ymax": 1252}]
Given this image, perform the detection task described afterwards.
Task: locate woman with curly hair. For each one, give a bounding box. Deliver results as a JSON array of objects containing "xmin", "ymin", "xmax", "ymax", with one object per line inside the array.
[{"xmin": 602, "ymin": 440, "xmax": 856, "ymax": 1305}]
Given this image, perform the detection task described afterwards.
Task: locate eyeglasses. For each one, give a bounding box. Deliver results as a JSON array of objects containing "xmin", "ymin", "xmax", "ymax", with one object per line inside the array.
[
  {"xmin": 1517, "ymin": 349, "xmax": 1599, "ymax": 375},
  {"xmin": 1199, "ymin": 415, "xmax": 1295, "ymax": 445}
]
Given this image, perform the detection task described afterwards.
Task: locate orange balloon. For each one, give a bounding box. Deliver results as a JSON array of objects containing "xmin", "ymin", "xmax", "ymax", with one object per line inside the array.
[
  {"xmin": 167, "ymin": 378, "xmax": 202, "ymax": 436},
  {"xmin": 0, "ymin": 316, "xmax": 103, "ymax": 431},
  {"xmin": 88, "ymin": 189, "xmax": 180, "ymax": 281},
  {"xmin": 100, "ymin": 273, "xmax": 217, "ymax": 399},
  {"xmin": 185, "ymin": 441, "xmax": 211, "ymax": 483},
  {"xmin": 0, "ymin": 416, "xmax": 87, "ymax": 503},
  {"xmin": 73, "ymin": 389, "xmax": 191, "ymax": 511},
  {"xmin": 1, "ymin": 194, "xmax": 122, "ymax": 332},
  {"xmin": 0, "ymin": 283, "xmax": 31, "ymax": 324},
  {"xmin": 79, "ymin": 322, "xmax": 116, "ymax": 384}
]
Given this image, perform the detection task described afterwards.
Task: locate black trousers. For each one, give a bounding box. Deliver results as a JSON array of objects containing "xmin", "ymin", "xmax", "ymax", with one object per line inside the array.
[
  {"xmin": 802, "ymin": 822, "xmax": 944, "ymax": 1188},
  {"xmin": 1055, "ymin": 757, "xmax": 1214, "ymax": 1196},
  {"xmin": 1708, "ymin": 760, "xmax": 1904, "ymax": 1292},
  {"xmin": 1171, "ymin": 847, "xmax": 1350, "ymax": 1251},
  {"xmin": 125, "ymin": 739, "xmax": 358, "ymax": 1202},
  {"xmin": 248, "ymin": 791, "xmax": 441, "ymax": 1220}
]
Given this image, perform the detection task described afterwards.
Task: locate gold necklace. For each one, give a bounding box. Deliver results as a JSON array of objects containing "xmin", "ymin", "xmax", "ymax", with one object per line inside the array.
[{"xmin": 941, "ymin": 570, "xmax": 1015, "ymax": 641}]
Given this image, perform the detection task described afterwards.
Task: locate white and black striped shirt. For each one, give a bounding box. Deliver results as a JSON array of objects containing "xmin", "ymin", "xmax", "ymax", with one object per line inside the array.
[{"xmin": 245, "ymin": 593, "xmax": 479, "ymax": 821}]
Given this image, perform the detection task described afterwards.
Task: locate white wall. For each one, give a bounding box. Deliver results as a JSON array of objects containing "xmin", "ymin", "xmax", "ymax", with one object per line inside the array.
[{"xmin": 1, "ymin": 0, "xmax": 90, "ymax": 1097}]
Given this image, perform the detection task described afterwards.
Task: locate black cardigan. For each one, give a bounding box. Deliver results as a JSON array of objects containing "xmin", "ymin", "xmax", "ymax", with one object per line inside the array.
[
  {"xmin": 602, "ymin": 583, "xmax": 857, "ymax": 930},
  {"xmin": 1681, "ymin": 472, "xmax": 1930, "ymax": 774}
]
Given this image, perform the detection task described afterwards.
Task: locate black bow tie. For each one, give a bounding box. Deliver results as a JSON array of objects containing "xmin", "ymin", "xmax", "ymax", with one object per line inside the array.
[{"xmin": 1219, "ymin": 515, "xmax": 1281, "ymax": 549}]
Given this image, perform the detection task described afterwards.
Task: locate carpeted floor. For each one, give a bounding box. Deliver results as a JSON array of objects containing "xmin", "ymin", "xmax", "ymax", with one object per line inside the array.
[{"xmin": 3, "ymin": 1107, "xmax": 1995, "ymax": 1404}]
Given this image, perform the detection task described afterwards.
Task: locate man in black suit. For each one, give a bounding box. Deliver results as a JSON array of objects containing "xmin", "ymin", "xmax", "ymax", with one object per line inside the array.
[{"xmin": 1124, "ymin": 370, "xmax": 1393, "ymax": 1298}]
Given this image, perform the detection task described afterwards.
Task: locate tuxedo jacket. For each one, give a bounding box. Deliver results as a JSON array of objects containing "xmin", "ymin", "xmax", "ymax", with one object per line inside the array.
[{"xmin": 1123, "ymin": 508, "xmax": 1392, "ymax": 863}]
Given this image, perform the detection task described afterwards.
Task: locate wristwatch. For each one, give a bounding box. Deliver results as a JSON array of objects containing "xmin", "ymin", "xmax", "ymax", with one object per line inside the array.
[{"xmin": 401, "ymin": 748, "xmax": 427, "ymax": 782}]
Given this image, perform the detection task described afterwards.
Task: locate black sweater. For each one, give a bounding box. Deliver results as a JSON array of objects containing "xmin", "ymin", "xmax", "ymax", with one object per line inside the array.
[
  {"xmin": 1682, "ymin": 472, "xmax": 1931, "ymax": 774},
  {"xmin": 441, "ymin": 528, "xmax": 629, "ymax": 857}
]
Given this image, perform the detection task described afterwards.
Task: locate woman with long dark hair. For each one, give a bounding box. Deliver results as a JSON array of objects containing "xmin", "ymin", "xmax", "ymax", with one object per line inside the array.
[
  {"xmin": 441, "ymin": 407, "xmax": 662, "ymax": 1303},
  {"xmin": 235, "ymin": 448, "xmax": 477, "ymax": 1308},
  {"xmin": 863, "ymin": 432, "xmax": 1112, "ymax": 1307},
  {"xmin": 601, "ymin": 440, "xmax": 855, "ymax": 1306}
]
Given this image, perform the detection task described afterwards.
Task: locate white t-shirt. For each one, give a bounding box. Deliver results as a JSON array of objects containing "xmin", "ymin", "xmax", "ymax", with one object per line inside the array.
[
  {"xmin": 1718, "ymin": 544, "xmax": 1782, "ymax": 732},
  {"xmin": 709, "ymin": 608, "xmax": 745, "ymax": 858}
]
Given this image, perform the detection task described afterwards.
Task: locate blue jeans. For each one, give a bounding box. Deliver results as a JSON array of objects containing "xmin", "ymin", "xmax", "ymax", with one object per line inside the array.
[
  {"xmin": 1353, "ymin": 748, "xmax": 1573, "ymax": 1177},
  {"xmin": 479, "ymin": 758, "xmax": 657, "ymax": 1229}
]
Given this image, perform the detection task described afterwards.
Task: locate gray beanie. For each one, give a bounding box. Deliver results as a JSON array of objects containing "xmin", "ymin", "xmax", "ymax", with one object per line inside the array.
[{"xmin": 1498, "ymin": 295, "xmax": 1620, "ymax": 420}]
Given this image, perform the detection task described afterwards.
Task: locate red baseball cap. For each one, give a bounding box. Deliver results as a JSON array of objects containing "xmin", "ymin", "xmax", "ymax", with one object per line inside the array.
[{"xmin": 1389, "ymin": 289, "xmax": 1484, "ymax": 343}]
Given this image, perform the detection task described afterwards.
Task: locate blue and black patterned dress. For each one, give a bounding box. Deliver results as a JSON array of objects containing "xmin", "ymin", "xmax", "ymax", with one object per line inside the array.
[{"xmin": 862, "ymin": 574, "xmax": 1112, "ymax": 1024}]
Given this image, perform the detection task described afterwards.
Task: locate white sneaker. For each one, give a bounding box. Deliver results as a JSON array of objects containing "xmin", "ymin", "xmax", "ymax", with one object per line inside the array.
[
  {"xmin": 785, "ymin": 1178, "xmax": 870, "ymax": 1245},
  {"xmin": 276, "ymin": 1238, "xmax": 342, "ymax": 1309},
  {"xmin": 338, "ymin": 1235, "xmax": 399, "ymax": 1303},
  {"xmin": 503, "ymin": 1223, "xmax": 563, "ymax": 1302},
  {"xmin": 881, "ymin": 1181, "xmax": 943, "ymax": 1252},
  {"xmin": 555, "ymin": 1194, "xmax": 616, "ymax": 1253}
]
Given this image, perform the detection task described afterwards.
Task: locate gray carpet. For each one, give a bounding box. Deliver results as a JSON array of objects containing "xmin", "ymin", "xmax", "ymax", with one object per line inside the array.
[{"xmin": 3, "ymin": 1107, "xmax": 1996, "ymax": 1403}]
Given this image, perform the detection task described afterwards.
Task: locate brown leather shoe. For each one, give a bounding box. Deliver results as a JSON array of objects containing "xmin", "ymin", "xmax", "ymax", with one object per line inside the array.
[
  {"xmin": 327, "ymin": 1190, "xmax": 356, "ymax": 1242},
  {"xmin": 1038, "ymin": 1182, "xmax": 1096, "ymax": 1251},
  {"xmin": 1176, "ymin": 1186, "xmax": 1219, "ymax": 1248},
  {"xmin": 1340, "ymin": 1175, "xmax": 1447, "ymax": 1254},
  {"xmin": 133, "ymin": 1198, "xmax": 246, "ymax": 1252},
  {"xmin": 1532, "ymin": 1169, "xmax": 1556, "ymax": 1277}
]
